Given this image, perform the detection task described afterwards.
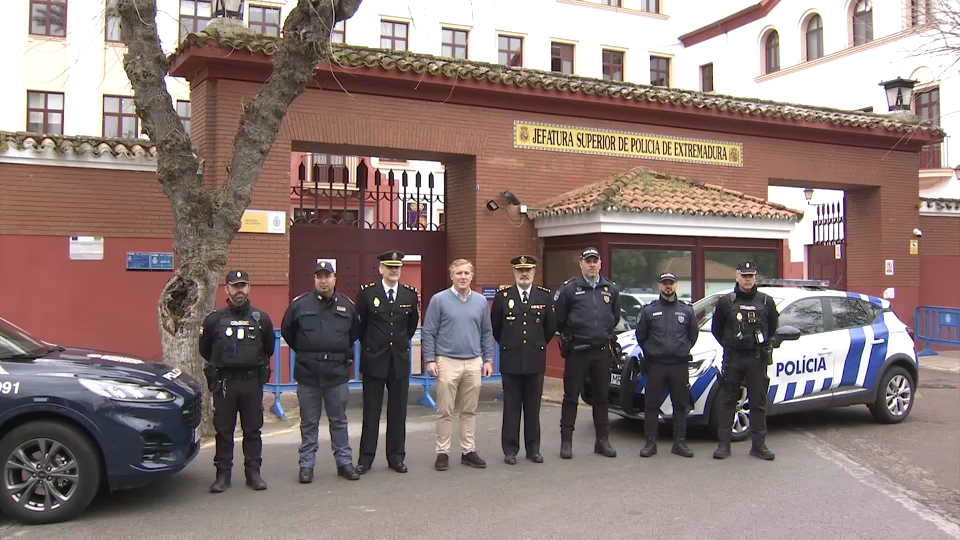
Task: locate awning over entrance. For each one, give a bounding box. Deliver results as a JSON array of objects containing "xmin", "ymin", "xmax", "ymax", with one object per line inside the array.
[{"xmin": 528, "ymin": 166, "xmax": 803, "ymax": 240}]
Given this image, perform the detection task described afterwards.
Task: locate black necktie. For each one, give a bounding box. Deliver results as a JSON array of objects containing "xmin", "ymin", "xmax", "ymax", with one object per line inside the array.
[
  {"xmin": 522, "ymin": 290, "xmax": 528, "ymax": 303},
  {"xmin": 388, "ymin": 289, "xmax": 395, "ymax": 303}
]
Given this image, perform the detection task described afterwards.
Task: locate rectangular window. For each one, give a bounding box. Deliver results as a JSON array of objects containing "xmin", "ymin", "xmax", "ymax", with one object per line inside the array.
[
  {"xmin": 704, "ymin": 251, "xmax": 776, "ymax": 296},
  {"xmin": 177, "ymin": 100, "xmax": 191, "ymax": 135},
  {"xmin": 179, "ymin": 0, "xmax": 212, "ymax": 42},
  {"xmin": 641, "ymin": 0, "xmax": 659, "ymax": 13},
  {"xmin": 611, "ymin": 249, "xmax": 694, "ymax": 302},
  {"xmin": 30, "ymin": 0, "xmax": 66, "ymax": 37},
  {"xmin": 700, "ymin": 63, "xmax": 714, "ymax": 92},
  {"xmin": 602, "ymin": 49, "xmax": 624, "ymax": 82},
  {"xmin": 105, "ymin": 0, "xmax": 124, "ymax": 42},
  {"xmin": 380, "ymin": 20, "xmax": 408, "ymax": 51},
  {"xmin": 248, "ymin": 5, "xmax": 281, "ymax": 36},
  {"xmin": 543, "ymin": 249, "xmax": 585, "ymax": 293},
  {"xmin": 498, "ymin": 34, "xmax": 523, "ymax": 67},
  {"xmin": 103, "ymin": 95, "xmax": 139, "ymax": 139},
  {"xmin": 551, "ymin": 42, "xmax": 575, "ymax": 74},
  {"xmin": 441, "ymin": 28, "xmax": 468, "ymax": 59},
  {"xmin": 331, "ymin": 20, "xmax": 345, "ymax": 43},
  {"xmin": 26, "ymin": 90, "xmax": 64, "ymax": 134},
  {"xmin": 650, "ymin": 55, "xmax": 670, "ymax": 87}
]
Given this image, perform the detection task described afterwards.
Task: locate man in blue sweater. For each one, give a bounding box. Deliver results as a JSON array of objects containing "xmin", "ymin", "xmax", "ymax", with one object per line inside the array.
[{"xmin": 421, "ymin": 259, "xmax": 495, "ymax": 471}]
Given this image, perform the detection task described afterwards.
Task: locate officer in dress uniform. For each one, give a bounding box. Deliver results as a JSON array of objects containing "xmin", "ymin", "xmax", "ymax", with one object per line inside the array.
[
  {"xmin": 491, "ymin": 255, "xmax": 557, "ymax": 465},
  {"xmin": 355, "ymin": 250, "xmax": 420, "ymax": 474},
  {"xmin": 199, "ymin": 270, "xmax": 275, "ymax": 493},
  {"xmin": 635, "ymin": 272, "xmax": 698, "ymax": 458},
  {"xmin": 553, "ymin": 247, "xmax": 620, "ymax": 459},
  {"xmin": 710, "ymin": 260, "xmax": 779, "ymax": 461},
  {"xmin": 281, "ymin": 260, "xmax": 362, "ymax": 483}
]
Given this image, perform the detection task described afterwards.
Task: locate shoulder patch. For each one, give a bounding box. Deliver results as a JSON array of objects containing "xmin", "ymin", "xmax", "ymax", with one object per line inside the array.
[
  {"xmin": 537, "ymin": 285, "xmax": 551, "ymax": 293},
  {"xmin": 402, "ymin": 283, "xmax": 418, "ymax": 292},
  {"xmin": 360, "ymin": 282, "xmax": 376, "ymax": 290}
]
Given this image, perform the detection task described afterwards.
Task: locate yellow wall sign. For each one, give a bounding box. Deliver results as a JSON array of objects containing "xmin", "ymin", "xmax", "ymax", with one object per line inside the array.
[
  {"xmin": 239, "ymin": 209, "xmax": 286, "ymax": 234},
  {"xmin": 513, "ymin": 120, "xmax": 743, "ymax": 167}
]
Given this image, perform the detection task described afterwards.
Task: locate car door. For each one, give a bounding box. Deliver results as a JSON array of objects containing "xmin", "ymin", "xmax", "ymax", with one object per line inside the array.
[
  {"xmin": 768, "ymin": 296, "xmax": 833, "ymax": 407},
  {"xmin": 826, "ymin": 296, "xmax": 881, "ymax": 391}
]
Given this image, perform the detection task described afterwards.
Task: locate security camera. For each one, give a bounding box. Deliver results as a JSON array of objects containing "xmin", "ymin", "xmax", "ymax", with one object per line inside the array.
[{"xmin": 913, "ymin": 228, "xmax": 922, "ymax": 237}]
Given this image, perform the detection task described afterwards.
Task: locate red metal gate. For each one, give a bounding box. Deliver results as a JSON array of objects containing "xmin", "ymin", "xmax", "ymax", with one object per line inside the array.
[
  {"xmin": 288, "ymin": 158, "xmax": 447, "ymax": 308},
  {"xmin": 807, "ymin": 200, "xmax": 846, "ymax": 290}
]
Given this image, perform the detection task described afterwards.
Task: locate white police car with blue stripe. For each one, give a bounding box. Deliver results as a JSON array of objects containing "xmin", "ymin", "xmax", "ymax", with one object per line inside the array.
[{"xmin": 590, "ymin": 279, "xmax": 919, "ymax": 442}]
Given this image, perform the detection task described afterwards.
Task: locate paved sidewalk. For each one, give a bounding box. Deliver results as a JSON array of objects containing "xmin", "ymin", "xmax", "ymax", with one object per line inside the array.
[{"xmin": 920, "ymin": 349, "xmax": 960, "ymax": 373}]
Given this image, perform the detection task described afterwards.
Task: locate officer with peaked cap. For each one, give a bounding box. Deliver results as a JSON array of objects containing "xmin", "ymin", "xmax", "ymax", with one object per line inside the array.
[
  {"xmin": 491, "ymin": 255, "xmax": 557, "ymax": 464},
  {"xmin": 355, "ymin": 250, "xmax": 420, "ymax": 474}
]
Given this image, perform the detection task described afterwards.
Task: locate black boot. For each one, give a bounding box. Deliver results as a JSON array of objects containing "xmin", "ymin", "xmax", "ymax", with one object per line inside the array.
[
  {"xmin": 750, "ymin": 440, "xmax": 775, "ymax": 461},
  {"xmin": 560, "ymin": 432, "xmax": 573, "ymax": 459},
  {"xmin": 594, "ymin": 438, "xmax": 617, "ymax": 458},
  {"xmin": 209, "ymin": 471, "xmax": 231, "ymax": 493},
  {"xmin": 245, "ymin": 469, "xmax": 267, "ymax": 490},
  {"xmin": 671, "ymin": 438, "xmax": 694, "ymax": 458},
  {"xmin": 713, "ymin": 441, "xmax": 731, "ymax": 459},
  {"xmin": 639, "ymin": 437, "xmax": 657, "ymax": 457}
]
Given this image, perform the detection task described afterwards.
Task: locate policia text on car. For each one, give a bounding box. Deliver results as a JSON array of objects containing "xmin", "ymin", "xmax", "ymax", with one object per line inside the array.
[
  {"xmin": 199, "ymin": 270, "xmax": 276, "ymax": 493},
  {"xmin": 710, "ymin": 261, "xmax": 778, "ymax": 461}
]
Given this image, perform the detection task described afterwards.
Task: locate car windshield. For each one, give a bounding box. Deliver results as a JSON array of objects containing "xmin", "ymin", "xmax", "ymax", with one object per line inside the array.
[
  {"xmin": 694, "ymin": 292, "xmax": 784, "ymax": 330},
  {"xmin": 0, "ymin": 318, "xmax": 49, "ymax": 359}
]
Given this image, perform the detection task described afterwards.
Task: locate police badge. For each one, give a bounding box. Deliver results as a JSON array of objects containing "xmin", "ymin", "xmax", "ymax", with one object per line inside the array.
[
  {"xmin": 374, "ymin": 297, "xmax": 380, "ymax": 307},
  {"xmin": 677, "ymin": 313, "xmax": 685, "ymax": 323}
]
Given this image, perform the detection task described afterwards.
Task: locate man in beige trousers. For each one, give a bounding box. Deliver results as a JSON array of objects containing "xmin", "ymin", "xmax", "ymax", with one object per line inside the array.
[{"xmin": 422, "ymin": 259, "xmax": 495, "ymax": 471}]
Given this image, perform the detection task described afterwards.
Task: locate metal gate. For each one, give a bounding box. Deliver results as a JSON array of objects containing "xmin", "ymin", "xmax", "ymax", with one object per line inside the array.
[
  {"xmin": 288, "ymin": 158, "xmax": 447, "ymax": 307},
  {"xmin": 807, "ymin": 199, "xmax": 846, "ymax": 290}
]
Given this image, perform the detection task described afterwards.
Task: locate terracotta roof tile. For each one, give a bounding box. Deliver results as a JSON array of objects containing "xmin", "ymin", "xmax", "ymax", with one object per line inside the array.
[
  {"xmin": 527, "ymin": 166, "xmax": 803, "ymax": 221},
  {"xmin": 0, "ymin": 131, "xmax": 157, "ymax": 160},
  {"xmin": 171, "ymin": 30, "xmax": 944, "ymax": 138}
]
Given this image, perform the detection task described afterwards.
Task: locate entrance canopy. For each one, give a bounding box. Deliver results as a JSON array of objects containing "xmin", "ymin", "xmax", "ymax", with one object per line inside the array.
[{"xmin": 528, "ymin": 166, "xmax": 802, "ymax": 239}]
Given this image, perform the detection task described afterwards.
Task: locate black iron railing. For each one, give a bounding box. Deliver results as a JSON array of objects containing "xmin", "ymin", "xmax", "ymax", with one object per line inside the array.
[{"xmin": 812, "ymin": 200, "xmax": 844, "ymax": 245}]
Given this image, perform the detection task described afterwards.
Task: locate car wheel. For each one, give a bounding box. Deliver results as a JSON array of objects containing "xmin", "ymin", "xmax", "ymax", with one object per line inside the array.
[
  {"xmin": 869, "ymin": 366, "xmax": 914, "ymax": 424},
  {"xmin": 0, "ymin": 420, "xmax": 101, "ymax": 525},
  {"xmin": 708, "ymin": 387, "xmax": 751, "ymax": 442}
]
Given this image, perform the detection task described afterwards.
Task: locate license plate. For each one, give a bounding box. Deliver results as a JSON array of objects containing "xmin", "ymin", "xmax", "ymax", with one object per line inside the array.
[{"xmin": 610, "ymin": 373, "xmax": 621, "ymax": 386}]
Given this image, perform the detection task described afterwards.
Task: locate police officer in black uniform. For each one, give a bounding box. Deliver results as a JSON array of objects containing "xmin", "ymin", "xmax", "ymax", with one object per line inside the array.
[
  {"xmin": 711, "ymin": 261, "xmax": 778, "ymax": 461},
  {"xmin": 635, "ymin": 272, "xmax": 698, "ymax": 458},
  {"xmin": 554, "ymin": 247, "xmax": 619, "ymax": 459},
  {"xmin": 281, "ymin": 260, "xmax": 362, "ymax": 483},
  {"xmin": 199, "ymin": 270, "xmax": 275, "ymax": 493},
  {"xmin": 355, "ymin": 250, "xmax": 420, "ymax": 474},
  {"xmin": 491, "ymin": 255, "xmax": 557, "ymax": 465}
]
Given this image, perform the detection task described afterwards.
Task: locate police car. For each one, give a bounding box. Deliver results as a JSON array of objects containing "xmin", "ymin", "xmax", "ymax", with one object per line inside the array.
[
  {"xmin": 584, "ymin": 279, "xmax": 919, "ymax": 441},
  {"xmin": 0, "ymin": 316, "xmax": 202, "ymax": 525}
]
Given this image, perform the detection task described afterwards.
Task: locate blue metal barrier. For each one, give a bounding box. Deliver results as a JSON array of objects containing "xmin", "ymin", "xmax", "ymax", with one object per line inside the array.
[
  {"xmin": 262, "ymin": 328, "xmax": 504, "ymax": 419},
  {"xmin": 914, "ymin": 306, "xmax": 960, "ymax": 357}
]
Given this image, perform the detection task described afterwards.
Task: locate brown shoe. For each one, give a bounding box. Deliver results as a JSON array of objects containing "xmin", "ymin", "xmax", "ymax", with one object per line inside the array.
[
  {"xmin": 461, "ymin": 451, "xmax": 487, "ymax": 468},
  {"xmin": 434, "ymin": 453, "xmax": 449, "ymax": 471}
]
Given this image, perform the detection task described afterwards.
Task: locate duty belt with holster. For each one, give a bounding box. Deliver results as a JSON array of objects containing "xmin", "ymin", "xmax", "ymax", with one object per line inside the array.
[{"xmin": 306, "ymin": 351, "xmax": 348, "ymax": 363}]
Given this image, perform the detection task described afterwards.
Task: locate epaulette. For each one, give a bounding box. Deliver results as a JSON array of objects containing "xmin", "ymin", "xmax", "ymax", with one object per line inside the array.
[
  {"xmin": 498, "ymin": 284, "xmax": 512, "ymax": 291},
  {"xmin": 339, "ymin": 293, "xmax": 355, "ymax": 305},
  {"xmin": 360, "ymin": 282, "xmax": 376, "ymax": 291},
  {"xmin": 537, "ymin": 285, "xmax": 551, "ymax": 293},
  {"xmin": 292, "ymin": 291, "xmax": 309, "ymax": 302},
  {"xmin": 402, "ymin": 283, "xmax": 418, "ymax": 292}
]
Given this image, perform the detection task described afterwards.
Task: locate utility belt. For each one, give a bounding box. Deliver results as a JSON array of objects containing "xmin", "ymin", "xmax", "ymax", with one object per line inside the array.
[
  {"xmin": 217, "ymin": 367, "xmax": 264, "ymax": 380},
  {"xmin": 570, "ymin": 341, "xmax": 610, "ymax": 352},
  {"xmin": 300, "ymin": 351, "xmax": 349, "ymax": 363}
]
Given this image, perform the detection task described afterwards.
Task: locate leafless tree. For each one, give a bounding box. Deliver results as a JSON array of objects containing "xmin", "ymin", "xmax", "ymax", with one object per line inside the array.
[
  {"xmin": 910, "ymin": 0, "xmax": 960, "ymax": 71},
  {"xmin": 113, "ymin": 0, "xmax": 363, "ymax": 434}
]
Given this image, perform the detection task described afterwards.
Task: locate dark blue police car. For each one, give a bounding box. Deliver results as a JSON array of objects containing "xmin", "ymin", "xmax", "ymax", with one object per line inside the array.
[{"xmin": 0, "ymin": 316, "xmax": 202, "ymax": 525}]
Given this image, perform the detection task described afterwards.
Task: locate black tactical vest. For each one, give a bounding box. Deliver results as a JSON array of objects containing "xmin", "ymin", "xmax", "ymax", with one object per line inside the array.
[
  {"xmin": 211, "ymin": 310, "xmax": 266, "ymax": 369},
  {"xmin": 722, "ymin": 292, "xmax": 770, "ymax": 350}
]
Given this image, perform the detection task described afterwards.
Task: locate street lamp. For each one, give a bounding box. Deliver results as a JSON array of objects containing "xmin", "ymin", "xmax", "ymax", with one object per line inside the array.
[
  {"xmin": 213, "ymin": 0, "xmax": 245, "ymax": 19},
  {"xmin": 803, "ymin": 188, "xmax": 814, "ymax": 204},
  {"xmin": 879, "ymin": 77, "xmax": 917, "ymax": 112}
]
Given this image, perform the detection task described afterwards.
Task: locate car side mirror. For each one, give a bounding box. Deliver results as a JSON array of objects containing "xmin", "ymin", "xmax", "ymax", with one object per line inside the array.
[{"xmin": 770, "ymin": 325, "xmax": 802, "ymax": 348}]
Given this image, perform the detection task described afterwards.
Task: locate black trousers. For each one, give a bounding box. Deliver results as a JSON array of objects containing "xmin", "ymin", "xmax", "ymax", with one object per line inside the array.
[
  {"xmin": 717, "ymin": 349, "xmax": 769, "ymax": 444},
  {"xmin": 643, "ymin": 361, "xmax": 690, "ymax": 440},
  {"xmin": 359, "ymin": 360, "xmax": 409, "ymax": 466},
  {"xmin": 501, "ymin": 372, "xmax": 545, "ymax": 456},
  {"xmin": 560, "ymin": 348, "xmax": 612, "ymax": 440},
  {"xmin": 212, "ymin": 376, "xmax": 264, "ymax": 473}
]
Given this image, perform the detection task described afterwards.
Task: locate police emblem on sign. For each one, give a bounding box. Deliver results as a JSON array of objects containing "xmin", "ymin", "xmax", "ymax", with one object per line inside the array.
[{"xmin": 520, "ymin": 126, "xmax": 530, "ymax": 141}]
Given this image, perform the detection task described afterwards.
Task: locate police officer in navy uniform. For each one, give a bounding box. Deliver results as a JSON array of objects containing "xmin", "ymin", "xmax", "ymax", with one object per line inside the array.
[
  {"xmin": 635, "ymin": 272, "xmax": 698, "ymax": 458},
  {"xmin": 554, "ymin": 247, "xmax": 619, "ymax": 459},
  {"xmin": 199, "ymin": 270, "xmax": 275, "ymax": 493},
  {"xmin": 491, "ymin": 255, "xmax": 557, "ymax": 465},
  {"xmin": 281, "ymin": 260, "xmax": 362, "ymax": 483},
  {"xmin": 355, "ymin": 250, "xmax": 420, "ymax": 474},
  {"xmin": 710, "ymin": 261, "xmax": 778, "ymax": 461}
]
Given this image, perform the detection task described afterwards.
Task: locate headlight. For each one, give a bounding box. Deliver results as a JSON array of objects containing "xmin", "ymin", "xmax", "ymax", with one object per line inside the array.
[
  {"xmin": 688, "ymin": 351, "xmax": 717, "ymax": 378},
  {"xmin": 78, "ymin": 378, "xmax": 176, "ymax": 403}
]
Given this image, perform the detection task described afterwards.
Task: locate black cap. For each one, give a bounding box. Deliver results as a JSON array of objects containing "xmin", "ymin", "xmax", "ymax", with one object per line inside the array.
[
  {"xmin": 377, "ymin": 250, "xmax": 405, "ymax": 267},
  {"xmin": 314, "ymin": 260, "xmax": 336, "ymax": 274},
  {"xmin": 658, "ymin": 272, "xmax": 677, "ymax": 283},
  {"xmin": 226, "ymin": 270, "xmax": 249, "ymax": 284},
  {"xmin": 737, "ymin": 260, "xmax": 757, "ymax": 274},
  {"xmin": 581, "ymin": 247, "xmax": 600, "ymax": 259},
  {"xmin": 511, "ymin": 255, "xmax": 538, "ymax": 269}
]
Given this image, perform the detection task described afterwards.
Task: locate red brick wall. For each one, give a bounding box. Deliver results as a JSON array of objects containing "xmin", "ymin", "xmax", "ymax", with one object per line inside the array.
[{"xmin": 919, "ymin": 214, "xmax": 960, "ymax": 309}]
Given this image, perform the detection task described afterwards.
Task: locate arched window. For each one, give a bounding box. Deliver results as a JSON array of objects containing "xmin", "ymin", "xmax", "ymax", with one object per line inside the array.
[
  {"xmin": 764, "ymin": 30, "xmax": 780, "ymax": 74},
  {"xmin": 853, "ymin": 0, "xmax": 873, "ymax": 45},
  {"xmin": 805, "ymin": 14, "xmax": 824, "ymax": 60}
]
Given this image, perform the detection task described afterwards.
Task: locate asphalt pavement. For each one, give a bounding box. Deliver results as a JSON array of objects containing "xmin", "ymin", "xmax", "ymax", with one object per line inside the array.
[{"xmin": 1, "ymin": 367, "xmax": 959, "ymax": 540}]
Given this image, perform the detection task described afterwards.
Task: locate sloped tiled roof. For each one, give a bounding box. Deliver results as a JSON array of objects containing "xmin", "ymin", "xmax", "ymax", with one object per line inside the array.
[
  {"xmin": 170, "ymin": 30, "xmax": 944, "ymax": 138},
  {"xmin": 527, "ymin": 166, "xmax": 803, "ymax": 221},
  {"xmin": 0, "ymin": 131, "xmax": 157, "ymax": 160},
  {"xmin": 920, "ymin": 197, "xmax": 960, "ymax": 211}
]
